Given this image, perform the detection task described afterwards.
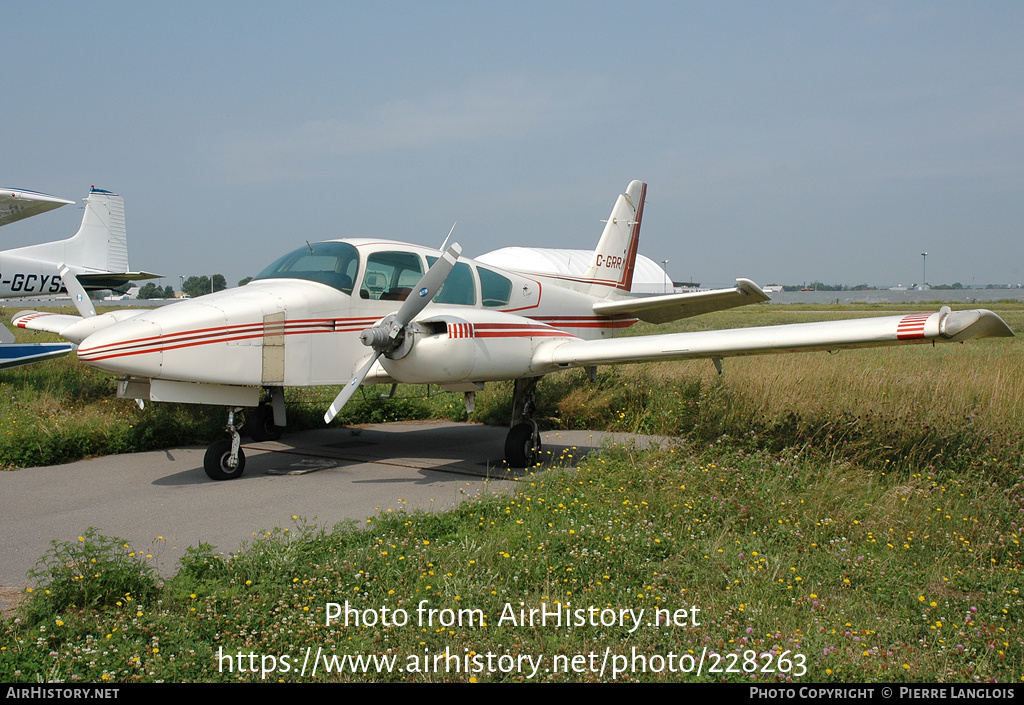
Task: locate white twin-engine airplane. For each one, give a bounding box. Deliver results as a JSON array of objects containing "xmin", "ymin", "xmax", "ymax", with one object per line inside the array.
[
  {"xmin": 0, "ymin": 187, "xmax": 157, "ymax": 369},
  {"xmin": 13, "ymin": 180, "xmax": 1013, "ymax": 480}
]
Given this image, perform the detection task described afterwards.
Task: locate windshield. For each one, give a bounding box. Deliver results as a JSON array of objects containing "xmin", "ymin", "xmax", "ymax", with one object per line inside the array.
[{"xmin": 253, "ymin": 242, "xmax": 359, "ymax": 294}]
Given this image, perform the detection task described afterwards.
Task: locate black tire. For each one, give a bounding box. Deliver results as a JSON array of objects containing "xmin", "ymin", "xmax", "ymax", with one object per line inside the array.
[
  {"xmin": 248, "ymin": 405, "xmax": 282, "ymax": 442},
  {"xmin": 204, "ymin": 438, "xmax": 246, "ymax": 481},
  {"xmin": 505, "ymin": 423, "xmax": 541, "ymax": 468}
]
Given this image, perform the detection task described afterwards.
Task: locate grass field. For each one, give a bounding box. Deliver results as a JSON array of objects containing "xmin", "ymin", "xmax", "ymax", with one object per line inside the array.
[{"xmin": 1, "ymin": 303, "xmax": 1021, "ymax": 682}]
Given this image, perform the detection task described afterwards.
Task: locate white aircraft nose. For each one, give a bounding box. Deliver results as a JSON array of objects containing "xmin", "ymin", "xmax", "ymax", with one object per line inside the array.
[{"xmin": 77, "ymin": 295, "xmax": 275, "ymax": 386}]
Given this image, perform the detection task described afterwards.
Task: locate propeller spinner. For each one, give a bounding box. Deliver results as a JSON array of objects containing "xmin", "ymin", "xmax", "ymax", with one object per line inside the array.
[{"xmin": 324, "ymin": 242, "xmax": 462, "ymax": 423}]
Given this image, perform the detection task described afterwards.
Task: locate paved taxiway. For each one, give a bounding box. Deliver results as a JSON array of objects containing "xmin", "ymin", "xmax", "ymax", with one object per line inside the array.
[{"xmin": 0, "ymin": 421, "xmax": 660, "ymax": 611}]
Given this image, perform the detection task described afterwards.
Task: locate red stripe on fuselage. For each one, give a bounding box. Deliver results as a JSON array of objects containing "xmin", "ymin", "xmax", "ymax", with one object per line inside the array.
[
  {"xmin": 78, "ymin": 314, "xmax": 592, "ymax": 363},
  {"xmin": 531, "ymin": 315, "xmax": 637, "ymax": 329},
  {"xmin": 78, "ymin": 317, "xmax": 379, "ymax": 361}
]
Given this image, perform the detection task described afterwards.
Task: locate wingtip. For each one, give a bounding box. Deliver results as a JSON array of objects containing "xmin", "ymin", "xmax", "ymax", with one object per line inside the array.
[
  {"xmin": 736, "ymin": 278, "xmax": 770, "ymax": 302},
  {"xmin": 941, "ymin": 309, "xmax": 1014, "ymax": 340}
]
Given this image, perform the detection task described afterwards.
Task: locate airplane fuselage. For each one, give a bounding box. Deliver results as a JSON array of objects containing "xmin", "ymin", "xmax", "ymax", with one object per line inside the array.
[
  {"xmin": 72, "ymin": 239, "xmax": 638, "ymax": 395},
  {"xmin": 0, "ymin": 253, "xmax": 70, "ymax": 297}
]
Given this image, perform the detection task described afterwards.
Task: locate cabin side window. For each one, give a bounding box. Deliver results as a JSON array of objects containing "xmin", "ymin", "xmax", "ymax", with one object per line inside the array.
[
  {"xmin": 424, "ymin": 258, "xmax": 477, "ymax": 305},
  {"xmin": 479, "ymin": 267, "xmax": 512, "ymax": 307},
  {"xmin": 360, "ymin": 251, "xmax": 425, "ymax": 301}
]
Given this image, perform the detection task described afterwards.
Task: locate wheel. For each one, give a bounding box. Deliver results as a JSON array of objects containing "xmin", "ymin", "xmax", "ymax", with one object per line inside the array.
[
  {"xmin": 505, "ymin": 423, "xmax": 541, "ymax": 468},
  {"xmin": 204, "ymin": 438, "xmax": 246, "ymax": 481},
  {"xmin": 247, "ymin": 404, "xmax": 282, "ymax": 442}
]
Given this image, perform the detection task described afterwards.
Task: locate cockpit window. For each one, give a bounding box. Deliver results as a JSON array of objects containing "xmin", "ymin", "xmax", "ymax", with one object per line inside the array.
[
  {"xmin": 253, "ymin": 242, "xmax": 359, "ymax": 294},
  {"xmin": 360, "ymin": 251, "xmax": 425, "ymax": 301}
]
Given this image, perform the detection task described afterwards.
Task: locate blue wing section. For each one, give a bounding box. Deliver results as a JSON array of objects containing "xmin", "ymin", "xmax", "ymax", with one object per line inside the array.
[{"xmin": 0, "ymin": 343, "xmax": 73, "ymax": 370}]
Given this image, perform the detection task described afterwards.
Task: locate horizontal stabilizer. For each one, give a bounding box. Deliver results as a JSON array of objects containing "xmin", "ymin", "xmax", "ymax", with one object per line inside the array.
[
  {"xmin": 593, "ymin": 278, "xmax": 770, "ymax": 323},
  {"xmin": 535, "ymin": 307, "xmax": 1013, "ymax": 370},
  {"xmin": 0, "ymin": 188, "xmax": 74, "ymax": 227},
  {"xmin": 77, "ymin": 271, "xmax": 162, "ymax": 289}
]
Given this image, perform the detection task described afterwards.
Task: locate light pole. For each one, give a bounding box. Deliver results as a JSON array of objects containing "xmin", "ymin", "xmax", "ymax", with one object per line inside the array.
[
  {"xmin": 921, "ymin": 252, "xmax": 928, "ymax": 290},
  {"xmin": 661, "ymin": 259, "xmax": 670, "ymax": 293}
]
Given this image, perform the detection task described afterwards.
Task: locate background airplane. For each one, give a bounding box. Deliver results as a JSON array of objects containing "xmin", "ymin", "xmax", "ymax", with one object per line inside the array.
[
  {"xmin": 0, "ymin": 188, "xmax": 73, "ymax": 227},
  {"xmin": 0, "ymin": 186, "xmax": 159, "ymax": 296},
  {"xmin": 0, "ymin": 186, "xmax": 159, "ymax": 369},
  {"xmin": 12, "ymin": 181, "xmax": 1014, "ymax": 478}
]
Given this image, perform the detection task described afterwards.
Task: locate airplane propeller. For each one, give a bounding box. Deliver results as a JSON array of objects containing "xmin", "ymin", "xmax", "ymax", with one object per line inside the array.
[{"xmin": 324, "ymin": 242, "xmax": 462, "ymax": 423}]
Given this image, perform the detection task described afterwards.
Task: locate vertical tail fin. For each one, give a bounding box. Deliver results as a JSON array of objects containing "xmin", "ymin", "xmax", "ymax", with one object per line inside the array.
[
  {"xmin": 71, "ymin": 189, "xmax": 128, "ymax": 272},
  {"xmin": 6, "ymin": 188, "xmax": 129, "ymax": 273},
  {"xmin": 583, "ymin": 180, "xmax": 646, "ymax": 297}
]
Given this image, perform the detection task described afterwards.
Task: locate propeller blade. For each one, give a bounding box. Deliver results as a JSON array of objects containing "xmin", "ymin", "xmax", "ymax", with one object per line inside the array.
[
  {"xmin": 324, "ymin": 351, "xmax": 381, "ymax": 423},
  {"xmin": 392, "ymin": 242, "xmax": 461, "ymax": 332},
  {"xmin": 325, "ymin": 243, "xmax": 461, "ymax": 424}
]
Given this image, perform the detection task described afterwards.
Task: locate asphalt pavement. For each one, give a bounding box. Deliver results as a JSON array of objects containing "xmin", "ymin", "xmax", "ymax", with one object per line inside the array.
[{"xmin": 0, "ymin": 421, "xmax": 661, "ymax": 612}]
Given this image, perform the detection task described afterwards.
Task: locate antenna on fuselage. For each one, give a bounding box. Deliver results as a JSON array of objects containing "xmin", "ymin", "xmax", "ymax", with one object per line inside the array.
[
  {"xmin": 305, "ymin": 240, "xmax": 314, "ymax": 253},
  {"xmin": 439, "ymin": 222, "xmax": 457, "ymax": 251}
]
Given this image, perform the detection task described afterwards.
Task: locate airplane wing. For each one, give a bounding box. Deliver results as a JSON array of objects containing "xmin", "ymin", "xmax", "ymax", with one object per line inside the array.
[
  {"xmin": 0, "ymin": 342, "xmax": 73, "ymax": 370},
  {"xmin": 0, "ymin": 321, "xmax": 73, "ymax": 369},
  {"xmin": 593, "ymin": 278, "xmax": 770, "ymax": 323},
  {"xmin": 13, "ymin": 309, "xmax": 144, "ymax": 345},
  {"xmin": 534, "ymin": 307, "xmax": 1013, "ymax": 370},
  {"xmin": 0, "ymin": 188, "xmax": 74, "ymax": 227}
]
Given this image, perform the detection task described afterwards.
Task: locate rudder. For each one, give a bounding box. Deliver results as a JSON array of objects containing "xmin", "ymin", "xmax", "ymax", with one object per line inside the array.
[
  {"xmin": 583, "ymin": 180, "xmax": 646, "ymax": 297},
  {"xmin": 73, "ymin": 189, "xmax": 128, "ymax": 273}
]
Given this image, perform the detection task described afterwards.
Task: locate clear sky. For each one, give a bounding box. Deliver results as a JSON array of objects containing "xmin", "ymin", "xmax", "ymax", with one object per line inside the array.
[{"xmin": 3, "ymin": 1, "xmax": 1022, "ymax": 289}]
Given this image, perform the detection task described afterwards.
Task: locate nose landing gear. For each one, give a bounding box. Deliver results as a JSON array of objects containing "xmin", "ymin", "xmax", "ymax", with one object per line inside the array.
[
  {"xmin": 204, "ymin": 388, "xmax": 287, "ymax": 480},
  {"xmin": 504, "ymin": 377, "xmax": 542, "ymax": 468},
  {"xmin": 204, "ymin": 408, "xmax": 245, "ymax": 481}
]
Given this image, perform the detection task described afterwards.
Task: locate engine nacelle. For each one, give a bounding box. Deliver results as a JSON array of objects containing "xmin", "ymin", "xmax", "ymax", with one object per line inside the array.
[{"xmin": 379, "ymin": 312, "xmax": 578, "ymax": 384}]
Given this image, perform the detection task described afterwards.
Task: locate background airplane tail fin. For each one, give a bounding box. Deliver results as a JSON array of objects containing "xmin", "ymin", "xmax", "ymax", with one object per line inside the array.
[
  {"xmin": 72, "ymin": 189, "xmax": 128, "ymax": 272},
  {"xmin": 8, "ymin": 188, "xmax": 129, "ymax": 274},
  {"xmin": 583, "ymin": 180, "xmax": 646, "ymax": 297}
]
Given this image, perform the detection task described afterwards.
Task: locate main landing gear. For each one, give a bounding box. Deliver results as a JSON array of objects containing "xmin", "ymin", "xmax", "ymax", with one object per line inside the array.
[
  {"xmin": 504, "ymin": 377, "xmax": 542, "ymax": 468},
  {"xmin": 247, "ymin": 403, "xmax": 282, "ymax": 442}
]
